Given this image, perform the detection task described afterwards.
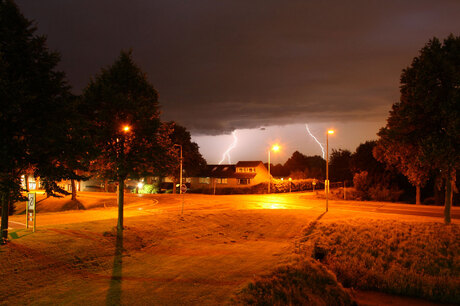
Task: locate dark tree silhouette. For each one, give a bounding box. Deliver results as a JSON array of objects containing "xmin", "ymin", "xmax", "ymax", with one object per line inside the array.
[
  {"xmin": 378, "ymin": 35, "xmax": 460, "ymax": 223},
  {"xmin": 329, "ymin": 149, "xmax": 353, "ymax": 182},
  {"xmin": 0, "ymin": 0, "xmax": 77, "ymax": 243},
  {"xmin": 81, "ymin": 51, "xmax": 174, "ymax": 232},
  {"xmin": 166, "ymin": 122, "xmax": 207, "ymax": 193}
]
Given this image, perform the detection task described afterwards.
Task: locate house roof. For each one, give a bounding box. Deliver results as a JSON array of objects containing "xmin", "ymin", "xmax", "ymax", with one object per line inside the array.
[
  {"xmin": 235, "ymin": 161, "xmax": 264, "ymax": 167},
  {"xmin": 199, "ymin": 164, "xmax": 236, "ymax": 178}
]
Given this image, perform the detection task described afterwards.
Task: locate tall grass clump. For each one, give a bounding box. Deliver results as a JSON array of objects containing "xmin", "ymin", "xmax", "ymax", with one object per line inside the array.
[
  {"xmin": 306, "ymin": 220, "xmax": 459, "ymax": 303},
  {"xmin": 233, "ymin": 259, "xmax": 356, "ymax": 305}
]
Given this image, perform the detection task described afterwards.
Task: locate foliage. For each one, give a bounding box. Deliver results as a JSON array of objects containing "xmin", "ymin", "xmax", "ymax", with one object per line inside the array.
[
  {"xmin": 81, "ymin": 50, "xmax": 175, "ymax": 231},
  {"xmin": 353, "ymin": 171, "xmax": 402, "ymax": 201},
  {"xmin": 81, "ymin": 51, "xmax": 174, "ymax": 181},
  {"xmin": 283, "ymin": 151, "xmax": 325, "ymax": 179},
  {"xmin": 138, "ymin": 184, "xmax": 158, "ymax": 194},
  {"xmin": 0, "ymin": 0, "xmax": 79, "ymax": 241},
  {"xmin": 351, "ymin": 141, "xmax": 410, "ymax": 201},
  {"xmin": 164, "ymin": 122, "xmax": 207, "ymax": 193},
  {"xmin": 329, "ymin": 149, "xmax": 353, "ymax": 182},
  {"xmin": 307, "ymin": 220, "xmax": 460, "ymax": 304},
  {"xmin": 353, "ymin": 171, "xmax": 371, "ymax": 200},
  {"xmin": 351, "ymin": 141, "xmax": 388, "ymax": 185},
  {"xmin": 289, "ymin": 170, "xmax": 308, "ymax": 180},
  {"xmin": 233, "ymin": 259, "xmax": 355, "ymax": 305},
  {"xmin": 377, "ymin": 35, "xmax": 460, "ymax": 221}
]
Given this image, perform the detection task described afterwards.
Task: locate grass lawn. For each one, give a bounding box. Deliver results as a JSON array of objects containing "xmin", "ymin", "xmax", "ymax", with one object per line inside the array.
[
  {"xmin": 303, "ymin": 219, "xmax": 460, "ymax": 304},
  {"xmin": 2, "ymin": 193, "xmax": 458, "ymax": 305}
]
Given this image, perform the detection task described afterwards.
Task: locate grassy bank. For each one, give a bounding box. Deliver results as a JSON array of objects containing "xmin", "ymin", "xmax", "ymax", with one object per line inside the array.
[
  {"xmin": 233, "ymin": 259, "xmax": 355, "ymax": 305},
  {"xmin": 305, "ymin": 219, "xmax": 460, "ymax": 304}
]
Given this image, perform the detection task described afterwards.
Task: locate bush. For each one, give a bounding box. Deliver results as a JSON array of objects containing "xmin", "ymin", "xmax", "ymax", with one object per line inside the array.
[
  {"xmin": 138, "ymin": 184, "xmax": 158, "ymax": 194},
  {"xmin": 353, "ymin": 171, "xmax": 402, "ymax": 202},
  {"xmin": 368, "ymin": 185, "xmax": 403, "ymax": 202},
  {"xmin": 233, "ymin": 259, "xmax": 355, "ymax": 305},
  {"xmin": 353, "ymin": 171, "xmax": 370, "ymax": 200}
]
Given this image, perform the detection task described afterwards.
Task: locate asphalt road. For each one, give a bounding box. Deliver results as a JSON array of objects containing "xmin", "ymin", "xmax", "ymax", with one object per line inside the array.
[{"xmin": 8, "ymin": 192, "xmax": 459, "ymax": 229}]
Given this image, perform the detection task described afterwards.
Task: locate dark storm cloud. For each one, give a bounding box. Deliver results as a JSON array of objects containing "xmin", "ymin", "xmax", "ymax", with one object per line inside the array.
[{"xmin": 16, "ymin": 0, "xmax": 460, "ymax": 134}]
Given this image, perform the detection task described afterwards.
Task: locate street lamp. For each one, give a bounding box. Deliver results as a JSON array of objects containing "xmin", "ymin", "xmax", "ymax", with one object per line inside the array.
[
  {"xmin": 117, "ymin": 124, "xmax": 131, "ymax": 232},
  {"xmin": 326, "ymin": 129, "xmax": 334, "ymax": 212},
  {"xmin": 268, "ymin": 144, "xmax": 280, "ymax": 193},
  {"xmin": 173, "ymin": 144, "xmax": 183, "ymax": 194}
]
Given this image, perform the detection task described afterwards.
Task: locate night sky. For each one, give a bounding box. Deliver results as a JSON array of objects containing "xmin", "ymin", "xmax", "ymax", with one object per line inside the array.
[{"xmin": 16, "ymin": 0, "xmax": 460, "ymax": 163}]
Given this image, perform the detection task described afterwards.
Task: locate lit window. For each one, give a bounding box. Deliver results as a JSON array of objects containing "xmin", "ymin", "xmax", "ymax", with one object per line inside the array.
[
  {"xmin": 217, "ymin": 178, "xmax": 227, "ymax": 184},
  {"xmin": 238, "ymin": 178, "xmax": 250, "ymax": 185},
  {"xmin": 199, "ymin": 177, "xmax": 210, "ymax": 184}
]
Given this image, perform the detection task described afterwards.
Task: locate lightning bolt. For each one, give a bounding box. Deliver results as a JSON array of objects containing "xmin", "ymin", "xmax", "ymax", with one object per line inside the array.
[
  {"xmin": 305, "ymin": 124, "xmax": 325, "ymax": 159},
  {"xmin": 219, "ymin": 131, "xmax": 238, "ymax": 164}
]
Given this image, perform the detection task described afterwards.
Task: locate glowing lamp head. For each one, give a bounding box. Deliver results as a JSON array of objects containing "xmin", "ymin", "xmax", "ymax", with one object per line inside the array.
[
  {"xmin": 137, "ymin": 182, "xmax": 144, "ymax": 189},
  {"xmin": 122, "ymin": 125, "xmax": 131, "ymax": 133},
  {"xmin": 289, "ymin": 177, "xmax": 292, "ymax": 181},
  {"xmin": 271, "ymin": 144, "xmax": 280, "ymax": 152},
  {"xmin": 327, "ymin": 130, "xmax": 334, "ymax": 135}
]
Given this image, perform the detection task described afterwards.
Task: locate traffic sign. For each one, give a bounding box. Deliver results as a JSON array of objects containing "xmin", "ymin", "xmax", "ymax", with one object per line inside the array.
[
  {"xmin": 28, "ymin": 193, "xmax": 35, "ymax": 210},
  {"xmin": 180, "ymin": 184, "xmax": 187, "ymax": 193},
  {"xmin": 26, "ymin": 193, "xmax": 36, "ymax": 232}
]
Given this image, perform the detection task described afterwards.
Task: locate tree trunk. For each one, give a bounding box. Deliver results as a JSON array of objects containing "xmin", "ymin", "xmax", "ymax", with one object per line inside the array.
[
  {"xmin": 71, "ymin": 179, "xmax": 77, "ymax": 200},
  {"xmin": 117, "ymin": 178, "xmax": 125, "ymax": 232},
  {"xmin": 25, "ymin": 175, "xmax": 29, "ymax": 191},
  {"xmin": 1, "ymin": 193, "xmax": 9, "ymax": 244},
  {"xmin": 444, "ymin": 176, "xmax": 452, "ymax": 225},
  {"xmin": 416, "ymin": 184, "xmax": 421, "ymax": 205}
]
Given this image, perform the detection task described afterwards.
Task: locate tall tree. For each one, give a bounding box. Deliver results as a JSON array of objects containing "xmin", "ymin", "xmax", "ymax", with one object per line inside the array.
[
  {"xmin": 378, "ymin": 35, "xmax": 459, "ymax": 223},
  {"xmin": 166, "ymin": 122, "xmax": 206, "ymax": 193},
  {"xmin": 0, "ymin": 0, "xmax": 75, "ymax": 243},
  {"xmin": 374, "ymin": 141, "xmax": 429, "ymax": 205},
  {"xmin": 81, "ymin": 51, "xmax": 173, "ymax": 232},
  {"xmin": 351, "ymin": 141, "xmax": 389, "ymax": 185},
  {"xmin": 329, "ymin": 149, "xmax": 353, "ymax": 182},
  {"xmin": 284, "ymin": 151, "xmax": 309, "ymax": 176}
]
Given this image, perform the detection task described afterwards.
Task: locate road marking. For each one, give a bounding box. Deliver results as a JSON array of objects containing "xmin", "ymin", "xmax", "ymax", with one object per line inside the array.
[{"xmin": 9, "ymin": 221, "xmax": 26, "ymax": 226}]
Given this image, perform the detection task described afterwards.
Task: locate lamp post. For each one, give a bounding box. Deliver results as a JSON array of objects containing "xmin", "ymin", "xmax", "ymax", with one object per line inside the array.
[
  {"xmin": 268, "ymin": 144, "xmax": 280, "ymax": 193},
  {"xmin": 326, "ymin": 129, "xmax": 334, "ymax": 212},
  {"xmin": 173, "ymin": 144, "xmax": 183, "ymax": 194},
  {"xmin": 117, "ymin": 124, "xmax": 131, "ymax": 232}
]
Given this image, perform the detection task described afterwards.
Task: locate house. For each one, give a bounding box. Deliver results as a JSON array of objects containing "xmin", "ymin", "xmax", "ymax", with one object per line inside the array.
[{"xmin": 190, "ymin": 161, "xmax": 270, "ymax": 190}]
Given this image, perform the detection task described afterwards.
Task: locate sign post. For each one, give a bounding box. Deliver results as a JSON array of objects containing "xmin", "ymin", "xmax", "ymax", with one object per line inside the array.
[
  {"xmin": 26, "ymin": 193, "xmax": 36, "ymax": 232},
  {"xmin": 180, "ymin": 184, "xmax": 187, "ymax": 216}
]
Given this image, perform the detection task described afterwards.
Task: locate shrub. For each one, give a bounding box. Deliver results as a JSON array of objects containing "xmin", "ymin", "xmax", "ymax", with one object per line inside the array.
[
  {"xmin": 233, "ymin": 259, "xmax": 355, "ymax": 305},
  {"xmin": 353, "ymin": 171, "xmax": 370, "ymax": 200},
  {"xmin": 353, "ymin": 171, "xmax": 402, "ymax": 202},
  {"xmin": 368, "ymin": 185, "xmax": 403, "ymax": 202},
  {"xmin": 138, "ymin": 184, "xmax": 158, "ymax": 194}
]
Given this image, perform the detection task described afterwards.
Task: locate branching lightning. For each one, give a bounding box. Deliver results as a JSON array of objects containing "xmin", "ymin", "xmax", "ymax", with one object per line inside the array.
[
  {"xmin": 219, "ymin": 131, "xmax": 238, "ymax": 164},
  {"xmin": 305, "ymin": 124, "xmax": 325, "ymax": 159}
]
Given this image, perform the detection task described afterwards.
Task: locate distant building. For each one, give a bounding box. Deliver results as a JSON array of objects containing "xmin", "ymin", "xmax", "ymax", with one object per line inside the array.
[{"xmin": 190, "ymin": 161, "xmax": 270, "ymax": 190}]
